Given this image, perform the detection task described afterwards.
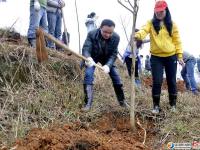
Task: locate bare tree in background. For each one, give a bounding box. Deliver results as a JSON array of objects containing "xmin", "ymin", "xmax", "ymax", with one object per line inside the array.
[
  {"xmin": 117, "ymin": 0, "xmax": 139, "ymax": 130},
  {"xmin": 119, "ymin": 16, "xmax": 130, "ymax": 43}
]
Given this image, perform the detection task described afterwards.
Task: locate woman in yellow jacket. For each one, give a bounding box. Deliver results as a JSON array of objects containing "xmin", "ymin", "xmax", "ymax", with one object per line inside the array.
[{"xmin": 135, "ymin": 0, "xmax": 184, "ymax": 114}]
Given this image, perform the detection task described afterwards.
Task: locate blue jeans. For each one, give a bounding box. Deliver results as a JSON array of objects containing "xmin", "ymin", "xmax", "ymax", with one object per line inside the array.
[
  {"xmin": 47, "ymin": 11, "xmax": 62, "ymax": 48},
  {"xmin": 27, "ymin": 6, "xmax": 48, "ymax": 39},
  {"xmin": 84, "ymin": 66, "xmax": 122, "ymax": 85},
  {"xmin": 181, "ymin": 58, "xmax": 197, "ymax": 91},
  {"xmin": 150, "ymin": 55, "xmax": 177, "ymax": 96}
]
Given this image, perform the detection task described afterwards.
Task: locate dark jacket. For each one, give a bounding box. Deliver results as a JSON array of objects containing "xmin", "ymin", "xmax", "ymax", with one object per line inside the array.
[{"xmin": 82, "ymin": 28, "xmax": 120, "ymax": 68}]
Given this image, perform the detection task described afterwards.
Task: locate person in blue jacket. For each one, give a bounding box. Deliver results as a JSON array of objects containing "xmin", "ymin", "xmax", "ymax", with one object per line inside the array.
[{"xmin": 123, "ymin": 31, "xmax": 149, "ymax": 87}]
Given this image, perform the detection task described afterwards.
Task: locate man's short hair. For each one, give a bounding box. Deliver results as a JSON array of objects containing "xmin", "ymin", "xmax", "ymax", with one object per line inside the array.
[{"xmin": 100, "ymin": 19, "xmax": 115, "ymax": 28}]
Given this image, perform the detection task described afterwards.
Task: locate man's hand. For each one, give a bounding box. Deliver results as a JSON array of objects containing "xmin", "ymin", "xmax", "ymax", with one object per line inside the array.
[
  {"xmin": 178, "ymin": 59, "xmax": 185, "ymax": 67},
  {"xmin": 102, "ymin": 65, "xmax": 110, "ymax": 74},
  {"xmin": 34, "ymin": 0, "xmax": 40, "ymax": 11},
  {"xmin": 85, "ymin": 57, "xmax": 95, "ymax": 67}
]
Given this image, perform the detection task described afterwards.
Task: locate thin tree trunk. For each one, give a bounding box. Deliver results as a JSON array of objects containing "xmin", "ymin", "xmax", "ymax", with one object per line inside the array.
[
  {"xmin": 74, "ymin": 0, "xmax": 81, "ymax": 54},
  {"xmin": 130, "ymin": 1, "xmax": 139, "ymax": 131},
  {"xmin": 117, "ymin": 0, "xmax": 139, "ymax": 130}
]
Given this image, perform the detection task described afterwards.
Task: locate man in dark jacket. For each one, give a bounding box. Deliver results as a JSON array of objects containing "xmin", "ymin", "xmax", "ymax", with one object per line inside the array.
[{"xmin": 82, "ymin": 19, "xmax": 129, "ymax": 111}]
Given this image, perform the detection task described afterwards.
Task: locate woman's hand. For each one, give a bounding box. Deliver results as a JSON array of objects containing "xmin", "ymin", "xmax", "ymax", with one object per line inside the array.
[{"xmin": 178, "ymin": 59, "xmax": 185, "ymax": 67}]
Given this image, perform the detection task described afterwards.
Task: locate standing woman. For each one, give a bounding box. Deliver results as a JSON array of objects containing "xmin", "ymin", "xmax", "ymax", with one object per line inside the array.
[{"xmin": 135, "ymin": 0, "xmax": 184, "ymax": 114}]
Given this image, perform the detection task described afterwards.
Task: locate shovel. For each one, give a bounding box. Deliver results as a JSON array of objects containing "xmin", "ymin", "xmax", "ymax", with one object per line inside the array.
[{"xmin": 35, "ymin": 28, "xmax": 104, "ymax": 70}]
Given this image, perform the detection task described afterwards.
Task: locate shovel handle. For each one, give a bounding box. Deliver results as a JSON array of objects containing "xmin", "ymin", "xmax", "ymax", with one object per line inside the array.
[
  {"xmin": 43, "ymin": 31, "xmax": 104, "ymax": 70},
  {"xmin": 61, "ymin": 8, "xmax": 69, "ymax": 46}
]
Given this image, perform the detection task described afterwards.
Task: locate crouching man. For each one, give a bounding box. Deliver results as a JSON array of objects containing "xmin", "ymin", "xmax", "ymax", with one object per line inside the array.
[{"xmin": 82, "ymin": 19, "xmax": 129, "ymax": 111}]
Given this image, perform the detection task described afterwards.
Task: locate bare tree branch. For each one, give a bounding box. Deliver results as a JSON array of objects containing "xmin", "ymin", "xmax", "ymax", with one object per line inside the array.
[
  {"xmin": 137, "ymin": 118, "xmax": 147, "ymax": 145},
  {"xmin": 117, "ymin": 0, "xmax": 134, "ymax": 13},
  {"xmin": 127, "ymin": 0, "xmax": 134, "ymax": 10},
  {"xmin": 119, "ymin": 16, "xmax": 129, "ymax": 43}
]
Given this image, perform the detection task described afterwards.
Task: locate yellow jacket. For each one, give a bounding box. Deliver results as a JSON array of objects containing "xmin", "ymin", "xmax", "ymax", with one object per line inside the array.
[{"xmin": 135, "ymin": 20, "xmax": 183, "ymax": 59}]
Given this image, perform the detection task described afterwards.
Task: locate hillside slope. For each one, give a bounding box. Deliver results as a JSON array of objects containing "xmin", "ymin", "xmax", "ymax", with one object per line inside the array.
[{"xmin": 0, "ymin": 31, "xmax": 200, "ymax": 150}]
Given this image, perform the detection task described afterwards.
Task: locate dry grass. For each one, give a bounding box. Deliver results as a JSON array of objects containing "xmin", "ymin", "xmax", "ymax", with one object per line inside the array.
[
  {"xmin": 0, "ymin": 38, "xmax": 200, "ymax": 148},
  {"xmin": 85, "ymin": 59, "xmax": 200, "ymax": 146},
  {"xmin": 0, "ymin": 43, "xmax": 84, "ymax": 146},
  {"xmin": 122, "ymin": 71, "xmax": 200, "ymax": 146}
]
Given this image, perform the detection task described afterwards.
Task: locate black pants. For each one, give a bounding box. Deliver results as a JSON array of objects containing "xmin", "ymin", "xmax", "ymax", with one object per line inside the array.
[
  {"xmin": 124, "ymin": 57, "xmax": 139, "ymax": 78},
  {"xmin": 150, "ymin": 55, "xmax": 177, "ymax": 96}
]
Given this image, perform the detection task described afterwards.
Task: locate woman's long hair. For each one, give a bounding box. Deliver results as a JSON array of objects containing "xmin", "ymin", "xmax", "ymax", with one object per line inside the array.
[{"xmin": 152, "ymin": 7, "xmax": 173, "ymax": 36}]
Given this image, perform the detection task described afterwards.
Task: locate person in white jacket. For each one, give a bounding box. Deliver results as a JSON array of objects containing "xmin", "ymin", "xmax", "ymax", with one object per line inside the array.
[
  {"xmin": 85, "ymin": 12, "xmax": 97, "ymax": 33},
  {"xmin": 47, "ymin": 0, "xmax": 65, "ymax": 49}
]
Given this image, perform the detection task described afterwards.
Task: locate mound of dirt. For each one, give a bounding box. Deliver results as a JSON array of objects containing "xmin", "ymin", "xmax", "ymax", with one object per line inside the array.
[
  {"xmin": 142, "ymin": 77, "xmax": 186, "ymax": 92},
  {"xmin": 12, "ymin": 112, "xmax": 155, "ymax": 150}
]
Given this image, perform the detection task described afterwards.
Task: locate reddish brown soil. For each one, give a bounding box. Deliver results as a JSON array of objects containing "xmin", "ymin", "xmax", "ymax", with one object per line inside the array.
[
  {"xmin": 142, "ymin": 77, "xmax": 186, "ymax": 92},
  {"xmin": 12, "ymin": 112, "xmax": 156, "ymax": 150}
]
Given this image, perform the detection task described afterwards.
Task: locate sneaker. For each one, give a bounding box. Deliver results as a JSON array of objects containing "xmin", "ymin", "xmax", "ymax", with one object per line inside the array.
[
  {"xmin": 152, "ymin": 106, "xmax": 160, "ymax": 114},
  {"xmin": 170, "ymin": 106, "xmax": 176, "ymax": 113},
  {"xmin": 81, "ymin": 105, "xmax": 91, "ymax": 112}
]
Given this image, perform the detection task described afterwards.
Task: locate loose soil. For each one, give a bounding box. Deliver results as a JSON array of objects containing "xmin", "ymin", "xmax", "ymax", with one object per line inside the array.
[
  {"xmin": 142, "ymin": 77, "xmax": 186, "ymax": 92},
  {"xmin": 11, "ymin": 112, "xmax": 157, "ymax": 150}
]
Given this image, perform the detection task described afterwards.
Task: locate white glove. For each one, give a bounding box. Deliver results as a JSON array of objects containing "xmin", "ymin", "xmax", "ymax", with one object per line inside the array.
[
  {"xmin": 34, "ymin": 0, "xmax": 40, "ymax": 11},
  {"xmin": 102, "ymin": 65, "xmax": 110, "ymax": 74},
  {"xmin": 85, "ymin": 57, "xmax": 95, "ymax": 67},
  {"xmin": 59, "ymin": 0, "xmax": 65, "ymax": 8}
]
